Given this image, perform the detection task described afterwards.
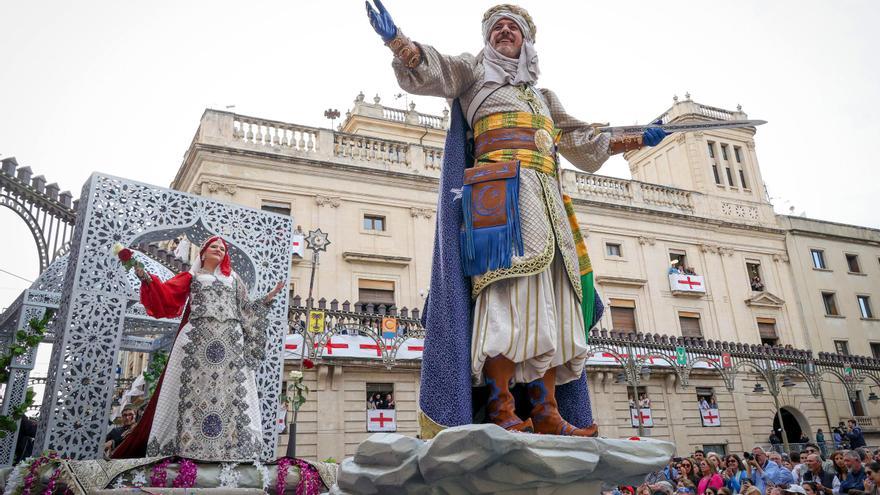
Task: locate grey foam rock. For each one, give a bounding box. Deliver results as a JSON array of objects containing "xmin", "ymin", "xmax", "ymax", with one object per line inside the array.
[{"xmin": 334, "ymin": 424, "xmax": 675, "ymax": 494}]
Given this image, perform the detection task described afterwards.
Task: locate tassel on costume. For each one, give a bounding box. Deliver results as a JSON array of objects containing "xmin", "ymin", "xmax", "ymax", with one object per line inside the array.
[{"xmin": 460, "ymin": 161, "xmax": 523, "ymax": 276}]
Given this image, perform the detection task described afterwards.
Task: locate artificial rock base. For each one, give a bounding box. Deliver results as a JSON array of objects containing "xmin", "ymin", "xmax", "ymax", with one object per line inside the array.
[{"xmin": 333, "ymin": 424, "xmax": 676, "ymax": 494}]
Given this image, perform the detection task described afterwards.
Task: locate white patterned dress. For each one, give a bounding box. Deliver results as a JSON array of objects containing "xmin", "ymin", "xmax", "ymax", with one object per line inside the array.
[{"xmin": 146, "ymin": 272, "xmax": 270, "ymax": 460}]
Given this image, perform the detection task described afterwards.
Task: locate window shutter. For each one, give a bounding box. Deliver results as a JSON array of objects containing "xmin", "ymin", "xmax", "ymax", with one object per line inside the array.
[
  {"xmin": 679, "ymin": 315, "xmax": 702, "ymax": 338},
  {"xmin": 611, "ymin": 306, "xmax": 636, "ymax": 332}
]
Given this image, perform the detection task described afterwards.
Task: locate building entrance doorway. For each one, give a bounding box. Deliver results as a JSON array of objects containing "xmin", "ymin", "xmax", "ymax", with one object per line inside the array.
[{"xmin": 772, "ymin": 406, "xmax": 809, "ymax": 446}]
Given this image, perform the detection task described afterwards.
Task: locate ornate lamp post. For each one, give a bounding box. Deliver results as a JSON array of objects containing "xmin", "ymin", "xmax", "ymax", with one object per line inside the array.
[
  {"xmin": 286, "ymin": 228, "xmax": 330, "ymax": 458},
  {"xmin": 324, "ymin": 108, "xmax": 340, "ymax": 130}
]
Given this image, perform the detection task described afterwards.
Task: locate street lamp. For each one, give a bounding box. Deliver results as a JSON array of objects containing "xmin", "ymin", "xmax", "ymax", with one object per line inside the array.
[
  {"xmin": 751, "ymin": 371, "xmax": 796, "ymax": 453},
  {"xmin": 286, "ymin": 228, "xmax": 331, "ymax": 458},
  {"xmin": 324, "ymin": 108, "xmax": 341, "ymax": 130}
]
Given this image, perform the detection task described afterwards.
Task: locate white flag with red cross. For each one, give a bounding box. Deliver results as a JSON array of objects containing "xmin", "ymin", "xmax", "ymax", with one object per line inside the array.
[
  {"xmin": 630, "ymin": 408, "xmax": 654, "ymax": 428},
  {"xmin": 701, "ymin": 407, "xmax": 721, "ymax": 427},
  {"xmin": 367, "ymin": 409, "xmax": 397, "ymax": 432}
]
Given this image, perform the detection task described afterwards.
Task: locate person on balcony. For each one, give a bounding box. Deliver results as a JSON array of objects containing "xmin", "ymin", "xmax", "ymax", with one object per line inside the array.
[
  {"xmin": 847, "ymin": 419, "xmax": 867, "ymax": 449},
  {"xmin": 365, "ymin": 0, "xmax": 668, "ymax": 439},
  {"xmin": 112, "ymin": 236, "xmax": 283, "ymax": 460}
]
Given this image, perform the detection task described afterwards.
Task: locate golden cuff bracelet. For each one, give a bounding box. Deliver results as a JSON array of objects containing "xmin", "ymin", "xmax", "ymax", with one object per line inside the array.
[
  {"xmin": 608, "ymin": 134, "xmax": 643, "ymax": 155},
  {"xmin": 386, "ymin": 30, "xmax": 421, "ymax": 69}
]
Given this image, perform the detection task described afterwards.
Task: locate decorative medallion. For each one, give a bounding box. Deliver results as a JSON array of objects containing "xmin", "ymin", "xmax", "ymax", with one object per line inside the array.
[{"xmin": 534, "ymin": 128, "xmax": 554, "ymax": 155}]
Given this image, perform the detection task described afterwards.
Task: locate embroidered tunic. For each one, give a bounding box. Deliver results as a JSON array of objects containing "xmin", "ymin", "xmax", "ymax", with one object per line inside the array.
[
  {"xmin": 393, "ymin": 44, "xmax": 611, "ymax": 385},
  {"xmin": 141, "ymin": 271, "xmax": 270, "ymax": 460}
]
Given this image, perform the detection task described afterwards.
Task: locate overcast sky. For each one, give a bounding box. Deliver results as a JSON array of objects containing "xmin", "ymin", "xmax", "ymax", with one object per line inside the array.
[{"xmin": 1, "ymin": 0, "xmax": 878, "ymax": 312}]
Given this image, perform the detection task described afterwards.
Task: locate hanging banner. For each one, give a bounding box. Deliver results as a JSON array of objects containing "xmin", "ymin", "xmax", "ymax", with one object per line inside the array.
[
  {"xmin": 381, "ymin": 317, "xmax": 398, "ymax": 339},
  {"xmin": 721, "ymin": 353, "xmax": 732, "ymax": 369},
  {"xmin": 308, "ymin": 310, "xmax": 325, "ymax": 333},
  {"xmin": 701, "ymin": 407, "xmax": 721, "ymax": 427},
  {"xmin": 675, "ymin": 346, "xmax": 688, "ymax": 366},
  {"xmin": 630, "ymin": 408, "xmax": 654, "ymax": 428},
  {"xmin": 292, "ymin": 233, "xmax": 305, "ymax": 257},
  {"xmin": 367, "ymin": 409, "xmax": 397, "ymax": 432}
]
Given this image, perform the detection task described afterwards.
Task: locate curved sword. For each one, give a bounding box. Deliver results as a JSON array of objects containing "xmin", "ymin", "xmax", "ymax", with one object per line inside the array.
[{"xmin": 595, "ymin": 119, "xmax": 767, "ymax": 135}]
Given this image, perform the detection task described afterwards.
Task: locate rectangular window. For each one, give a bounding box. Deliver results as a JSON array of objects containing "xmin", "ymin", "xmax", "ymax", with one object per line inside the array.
[
  {"xmin": 363, "ymin": 214, "xmax": 386, "ymax": 231},
  {"xmin": 871, "ymin": 343, "xmax": 880, "ymax": 360},
  {"xmin": 846, "ymin": 254, "xmax": 861, "ymax": 273},
  {"xmin": 720, "ymin": 144, "xmax": 729, "ymax": 161},
  {"xmin": 261, "ymin": 201, "xmax": 291, "ymax": 216},
  {"xmin": 746, "ymin": 262, "xmax": 764, "ymax": 291},
  {"xmin": 366, "ymin": 383, "xmax": 396, "ymax": 432},
  {"xmin": 679, "ymin": 311, "xmax": 702, "ymax": 338},
  {"xmin": 811, "ymin": 249, "xmax": 827, "ymax": 269},
  {"xmin": 726, "ymin": 167, "xmax": 735, "ymax": 186},
  {"xmin": 822, "ymin": 292, "xmax": 840, "ymax": 316},
  {"xmin": 707, "ymin": 142, "xmax": 715, "ymax": 158},
  {"xmin": 734, "ymin": 146, "xmax": 742, "ymax": 163},
  {"xmin": 859, "ymin": 295, "xmax": 874, "ymax": 319},
  {"xmin": 606, "ymin": 243, "xmax": 622, "ymax": 257},
  {"xmin": 609, "ymin": 298, "xmax": 637, "ymax": 333},
  {"xmin": 757, "ymin": 317, "xmax": 778, "ymax": 346},
  {"xmin": 739, "ymin": 169, "xmax": 749, "ymax": 189},
  {"xmin": 834, "ymin": 340, "xmax": 850, "ymax": 355},
  {"xmin": 358, "ymin": 279, "xmax": 395, "ymax": 307},
  {"xmin": 712, "ymin": 165, "xmax": 721, "ymax": 185}
]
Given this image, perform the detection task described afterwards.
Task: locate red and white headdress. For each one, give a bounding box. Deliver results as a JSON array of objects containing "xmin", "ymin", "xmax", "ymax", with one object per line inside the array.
[{"xmin": 189, "ymin": 235, "xmax": 232, "ymax": 277}]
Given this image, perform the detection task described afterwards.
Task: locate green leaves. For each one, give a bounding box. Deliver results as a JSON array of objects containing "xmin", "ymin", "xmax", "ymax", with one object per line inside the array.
[{"xmin": 0, "ymin": 309, "xmax": 54, "ymax": 437}]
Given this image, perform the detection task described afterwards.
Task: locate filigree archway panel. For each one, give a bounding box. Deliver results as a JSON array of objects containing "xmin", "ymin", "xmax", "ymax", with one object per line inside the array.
[{"xmin": 34, "ymin": 173, "xmax": 292, "ymax": 460}]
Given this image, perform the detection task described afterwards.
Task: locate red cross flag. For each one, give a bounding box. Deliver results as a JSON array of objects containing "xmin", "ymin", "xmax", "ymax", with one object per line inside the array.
[
  {"xmin": 701, "ymin": 407, "xmax": 721, "ymax": 427},
  {"xmin": 630, "ymin": 407, "xmax": 654, "ymax": 427},
  {"xmin": 367, "ymin": 409, "xmax": 397, "ymax": 432}
]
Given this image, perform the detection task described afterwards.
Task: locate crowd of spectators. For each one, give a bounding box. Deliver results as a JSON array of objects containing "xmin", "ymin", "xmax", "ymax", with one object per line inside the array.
[
  {"xmin": 668, "ymin": 260, "xmax": 698, "ymax": 276},
  {"xmin": 625, "ymin": 419, "xmax": 876, "ymax": 495},
  {"xmin": 366, "ymin": 392, "xmax": 395, "ymax": 410}
]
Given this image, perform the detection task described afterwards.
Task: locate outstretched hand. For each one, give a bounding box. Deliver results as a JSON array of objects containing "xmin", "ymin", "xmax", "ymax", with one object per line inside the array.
[
  {"xmin": 365, "ymin": 0, "xmax": 398, "ymax": 42},
  {"xmin": 642, "ymin": 119, "xmax": 669, "ymax": 147},
  {"xmin": 265, "ymin": 281, "xmax": 285, "ymax": 302}
]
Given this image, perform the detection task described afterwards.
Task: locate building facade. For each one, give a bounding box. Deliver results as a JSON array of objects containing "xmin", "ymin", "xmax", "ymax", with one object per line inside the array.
[{"xmin": 159, "ymin": 93, "xmax": 880, "ymax": 460}]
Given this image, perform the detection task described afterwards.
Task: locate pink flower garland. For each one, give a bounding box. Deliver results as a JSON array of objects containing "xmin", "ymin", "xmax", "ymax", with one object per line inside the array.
[
  {"xmin": 42, "ymin": 466, "xmax": 62, "ymax": 495},
  {"xmin": 149, "ymin": 458, "xmax": 172, "ymax": 487},
  {"xmin": 22, "ymin": 452, "xmax": 60, "ymax": 495},
  {"xmin": 172, "ymin": 459, "xmax": 198, "ymax": 488},
  {"xmin": 276, "ymin": 457, "xmax": 293, "ymax": 495},
  {"xmin": 294, "ymin": 459, "xmax": 322, "ymax": 495}
]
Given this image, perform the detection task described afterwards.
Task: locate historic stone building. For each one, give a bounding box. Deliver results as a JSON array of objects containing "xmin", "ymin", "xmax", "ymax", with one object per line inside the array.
[{"xmin": 159, "ymin": 92, "xmax": 880, "ymax": 460}]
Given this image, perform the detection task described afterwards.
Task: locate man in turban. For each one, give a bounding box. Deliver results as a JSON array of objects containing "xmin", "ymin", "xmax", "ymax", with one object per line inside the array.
[{"xmin": 366, "ymin": 1, "xmax": 667, "ymax": 438}]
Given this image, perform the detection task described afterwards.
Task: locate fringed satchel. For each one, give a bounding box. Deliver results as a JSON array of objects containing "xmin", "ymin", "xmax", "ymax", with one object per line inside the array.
[{"xmin": 460, "ymin": 160, "xmax": 524, "ymax": 276}]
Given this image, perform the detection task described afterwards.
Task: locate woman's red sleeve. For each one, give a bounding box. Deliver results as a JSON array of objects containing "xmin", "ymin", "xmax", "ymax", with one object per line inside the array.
[{"xmin": 140, "ymin": 272, "xmax": 192, "ymax": 318}]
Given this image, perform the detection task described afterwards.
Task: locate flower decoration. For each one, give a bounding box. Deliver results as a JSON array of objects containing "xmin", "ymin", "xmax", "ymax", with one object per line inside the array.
[
  {"xmin": 303, "ymin": 358, "xmax": 315, "ymax": 370},
  {"xmin": 112, "ymin": 242, "xmax": 147, "ymax": 277},
  {"xmin": 283, "ymin": 369, "xmax": 309, "ymax": 412},
  {"xmin": 172, "ymin": 459, "xmax": 198, "ymax": 488}
]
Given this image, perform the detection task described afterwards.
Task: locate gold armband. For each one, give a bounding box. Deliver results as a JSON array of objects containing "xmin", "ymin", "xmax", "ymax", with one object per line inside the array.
[
  {"xmin": 608, "ymin": 134, "xmax": 643, "ymax": 155},
  {"xmin": 385, "ymin": 30, "xmax": 421, "ymax": 69}
]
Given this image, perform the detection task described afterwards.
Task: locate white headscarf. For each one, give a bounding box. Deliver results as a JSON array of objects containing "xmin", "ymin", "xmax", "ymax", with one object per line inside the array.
[
  {"xmin": 189, "ymin": 235, "xmax": 234, "ymax": 286},
  {"xmin": 477, "ymin": 11, "xmax": 540, "ymax": 87}
]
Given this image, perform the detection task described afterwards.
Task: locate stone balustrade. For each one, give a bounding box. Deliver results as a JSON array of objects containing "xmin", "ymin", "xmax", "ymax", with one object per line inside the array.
[
  {"xmin": 192, "ymin": 110, "xmax": 444, "ymax": 177},
  {"xmin": 233, "ymin": 115, "xmax": 319, "ymax": 153},
  {"xmin": 333, "ymin": 132, "xmax": 408, "ymax": 166},
  {"xmin": 568, "ymin": 170, "xmax": 695, "ymax": 213}
]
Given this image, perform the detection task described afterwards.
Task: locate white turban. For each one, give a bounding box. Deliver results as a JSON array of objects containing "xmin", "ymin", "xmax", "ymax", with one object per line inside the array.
[{"xmin": 477, "ymin": 11, "xmax": 540, "ymax": 88}]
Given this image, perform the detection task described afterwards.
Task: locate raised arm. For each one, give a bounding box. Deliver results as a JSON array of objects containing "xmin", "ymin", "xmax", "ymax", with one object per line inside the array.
[
  {"xmin": 366, "ymin": 0, "xmax": 478, "ymax": 98},
  {"xmin": 136, "ymin": 269, "xmax": 192, "ymax": 319}
]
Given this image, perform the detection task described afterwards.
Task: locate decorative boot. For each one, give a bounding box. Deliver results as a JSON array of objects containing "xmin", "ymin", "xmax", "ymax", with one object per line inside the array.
[
  {"xmin": 483, "ymin": 356, "xmax": 534, "ymax": 432},
  {"xmin": 527, "ymin": 367, "xmax": 598, "ymax": 437}
]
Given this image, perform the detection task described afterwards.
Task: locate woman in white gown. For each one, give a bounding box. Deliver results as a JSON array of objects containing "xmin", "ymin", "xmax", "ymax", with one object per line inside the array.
[{"xmin": 113, "ymin": 236, "xmax": 283, "ymax": 460}]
